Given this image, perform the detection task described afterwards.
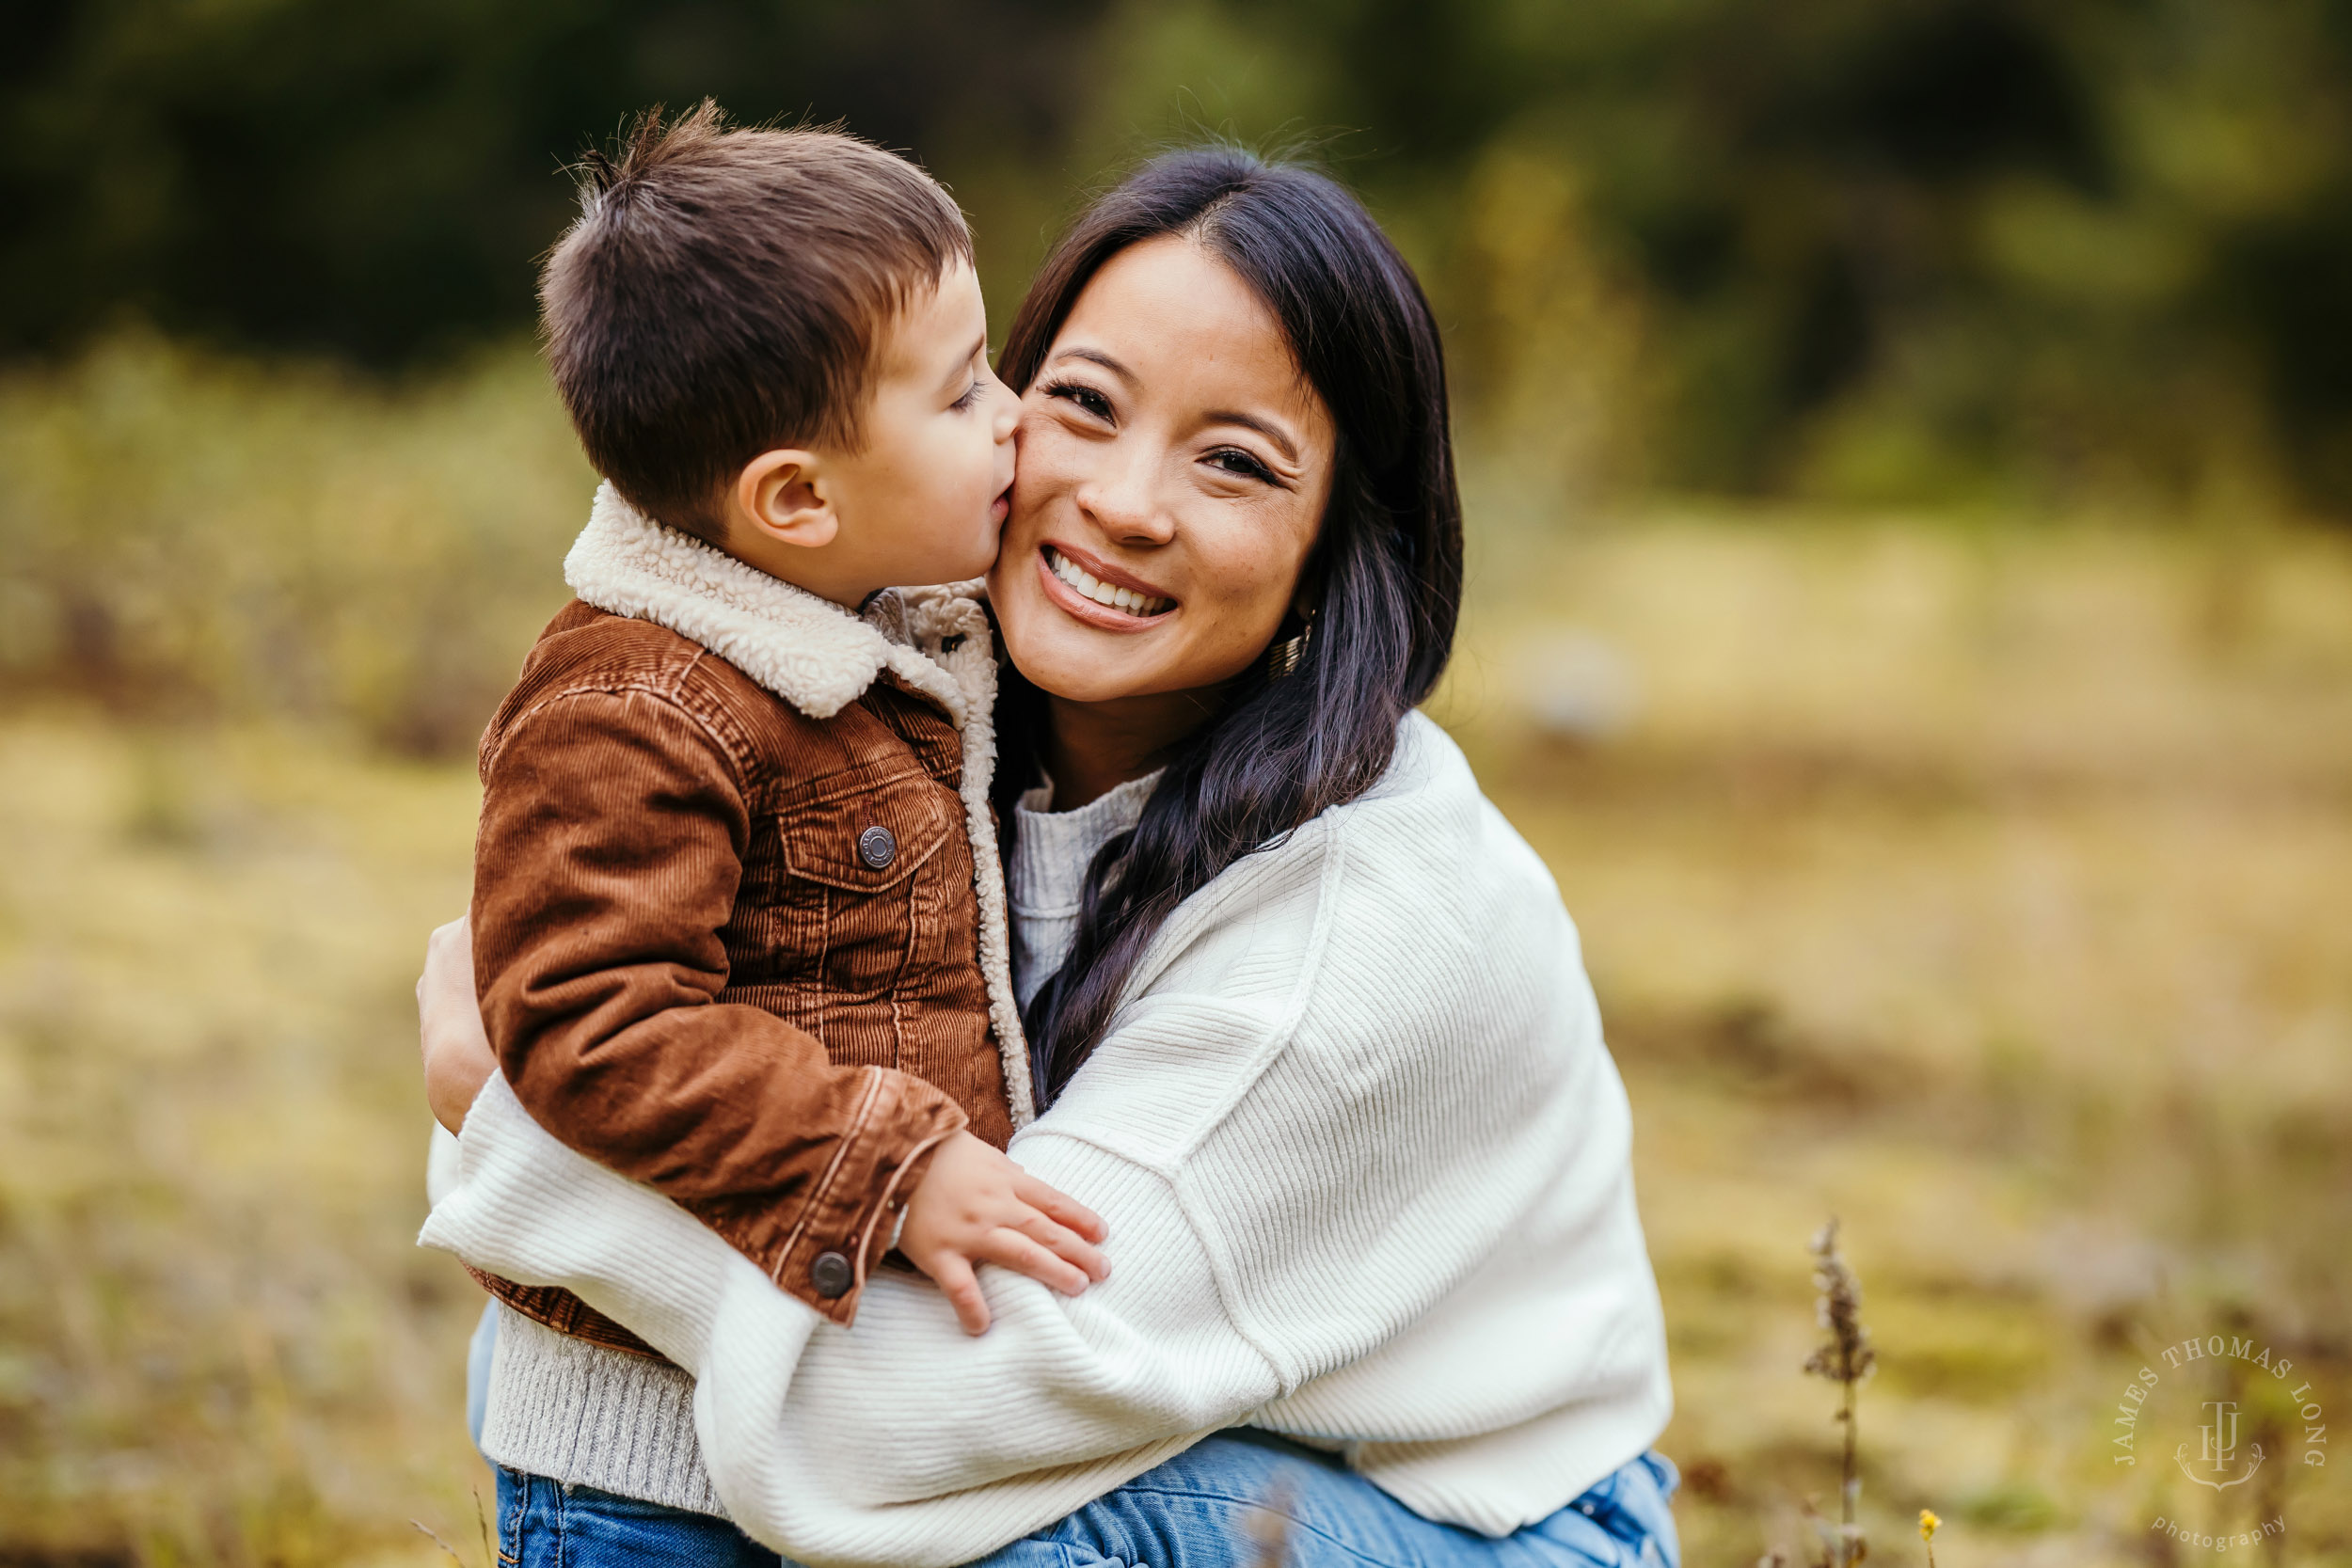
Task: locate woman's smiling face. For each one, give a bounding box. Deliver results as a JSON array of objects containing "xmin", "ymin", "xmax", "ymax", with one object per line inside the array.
[{"xmin": 988, "ymin": 234, "xmax": 1336, "ymax": 708}]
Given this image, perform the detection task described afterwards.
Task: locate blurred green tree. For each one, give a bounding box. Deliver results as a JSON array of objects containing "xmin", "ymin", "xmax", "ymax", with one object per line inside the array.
[
  {"xmin": 1092, "ymin": 0, "xmax": 2352, "ymax": 512},
  {"xmin": 0, "ymin": 0, "xmax": 1104, "ymax": 363},
  {"xmin": 5, "ymin": 0, "xmax": 2350, "ymax": 512}
]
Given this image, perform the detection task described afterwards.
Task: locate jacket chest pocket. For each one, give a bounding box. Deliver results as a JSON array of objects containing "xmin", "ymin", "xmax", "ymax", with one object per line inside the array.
[{"xmin": 759, "ymin": 777, "xmax": 964, "ymax": 998}]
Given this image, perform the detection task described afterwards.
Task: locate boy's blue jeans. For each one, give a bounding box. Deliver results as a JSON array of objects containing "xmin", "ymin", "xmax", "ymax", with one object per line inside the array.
[{"xmin": 494, "ymin": 1433, "xmax": 1679, "ymax": 1568}]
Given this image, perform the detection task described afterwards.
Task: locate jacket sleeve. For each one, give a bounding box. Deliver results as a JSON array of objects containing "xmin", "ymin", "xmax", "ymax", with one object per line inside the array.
[{"xmin": 472, "ymin": 684, "xmax": 966, "ymax": 1324}]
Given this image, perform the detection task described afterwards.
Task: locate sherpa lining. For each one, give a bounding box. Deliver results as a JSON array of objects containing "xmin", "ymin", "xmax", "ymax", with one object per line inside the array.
[{"xmin": 562, "ymin": 483, "xmax": 1035, "ymax": 1127}]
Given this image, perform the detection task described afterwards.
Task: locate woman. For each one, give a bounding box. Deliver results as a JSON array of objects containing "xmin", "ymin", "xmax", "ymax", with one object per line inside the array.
[{"xmin": 420, "ymin": 147, "xmax": 1677, "ymax": 1567}]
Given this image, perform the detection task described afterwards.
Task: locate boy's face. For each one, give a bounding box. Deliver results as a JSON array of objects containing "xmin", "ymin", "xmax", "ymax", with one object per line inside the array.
[{"xmin": 724, "ymin": 261, "xmax": 1016, "ymax": 606}]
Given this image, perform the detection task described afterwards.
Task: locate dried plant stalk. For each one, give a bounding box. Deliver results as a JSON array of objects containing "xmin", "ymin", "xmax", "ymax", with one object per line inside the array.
[{"xmin": 1804, "ymin": 1218, "xmax": 1876, "ymax": 1568}]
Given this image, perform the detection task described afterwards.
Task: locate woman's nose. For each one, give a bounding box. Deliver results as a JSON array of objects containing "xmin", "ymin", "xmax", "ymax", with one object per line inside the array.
[
  {"xmin": 1077, "ymin": 453, "xmax": 1174, "ymax": 546},
  {"xmin": 1078, "ymin": 483, "xmax": 1173, "ymax": 546}
]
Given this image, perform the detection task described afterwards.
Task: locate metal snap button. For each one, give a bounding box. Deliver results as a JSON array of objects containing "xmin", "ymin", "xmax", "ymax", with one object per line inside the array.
[
  {"xmin": 856, "ymin": 825, "xmax": 897, "ymax": 870},
  {"xmin": 810, "ymin": 1250, "xmax": 854, "ymax": 1299}
]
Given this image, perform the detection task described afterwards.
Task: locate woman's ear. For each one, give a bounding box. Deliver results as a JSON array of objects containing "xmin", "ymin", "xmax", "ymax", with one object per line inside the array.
[
  {"xmin": 733, "ymin": 448, "xmax": 839, "ymax": 550},
  {"xmin": 1289, "ymin": 562, "xmax": 1326, "ymax": 624},
  {"xmin": 1286, "ymin": 534, "xmax": 1331, "ymax": 624}
]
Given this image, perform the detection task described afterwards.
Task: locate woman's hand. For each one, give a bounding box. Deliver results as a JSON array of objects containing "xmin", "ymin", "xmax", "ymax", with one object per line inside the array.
[
  {"xmin": 898, "ymin": 1132, "xmax": 1110, "ymax": 1335},
  {"xmin": 418, "ymin": 914, "xmax": 497, "ymax": 1132}
]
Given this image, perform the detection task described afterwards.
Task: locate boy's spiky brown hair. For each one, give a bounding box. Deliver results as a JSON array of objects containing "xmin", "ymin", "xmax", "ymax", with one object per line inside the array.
[{"xmin": 540, "ymin": 101, "xmax": 972, "ymax": 543}]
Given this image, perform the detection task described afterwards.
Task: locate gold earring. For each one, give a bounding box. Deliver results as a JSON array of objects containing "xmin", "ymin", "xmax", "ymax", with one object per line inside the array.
[{"xmin": 1266, "ymin": 613, "xmax": 1314, "ymax": 678}]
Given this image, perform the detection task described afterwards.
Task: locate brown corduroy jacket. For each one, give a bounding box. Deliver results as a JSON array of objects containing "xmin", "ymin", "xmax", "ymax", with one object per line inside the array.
[{"xmin": 468, "ymin": 491, "xmax": 1030, "ymax": 1353}]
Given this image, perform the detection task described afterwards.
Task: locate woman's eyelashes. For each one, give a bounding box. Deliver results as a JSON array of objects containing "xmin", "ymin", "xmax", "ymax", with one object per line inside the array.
[
  {"xmin": 1205, "ymin": 446, "xmax": 1279, "ymax": 485},
  {"xmin": 1042, "ymin": 379, "xmax": 1115, "ymax": 422},
  {"xmin": 1039, "ymin": 377, "xmax": 1281, "ymax": 486}
]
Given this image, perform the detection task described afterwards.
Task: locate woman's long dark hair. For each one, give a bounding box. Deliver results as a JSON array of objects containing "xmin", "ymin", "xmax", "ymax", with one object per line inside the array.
[{"xmin": 995, "ymin": 146, "xmax": 1465, "ymax": 1109}]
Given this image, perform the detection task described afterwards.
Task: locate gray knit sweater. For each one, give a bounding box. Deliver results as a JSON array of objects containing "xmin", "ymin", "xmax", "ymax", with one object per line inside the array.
[{"xmin": 477, "ymin": 771, "xmax": 1158, "ymax": 1514}]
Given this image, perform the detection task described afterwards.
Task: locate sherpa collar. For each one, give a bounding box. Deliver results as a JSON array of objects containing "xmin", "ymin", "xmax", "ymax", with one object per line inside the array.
[
  {"xmin": 564, "ymin": 482, "xmax": 968, "ymax": 725},
  {"xmin": 559, "ymin": 483, "xmax": 1035, "ymax": 1126}
]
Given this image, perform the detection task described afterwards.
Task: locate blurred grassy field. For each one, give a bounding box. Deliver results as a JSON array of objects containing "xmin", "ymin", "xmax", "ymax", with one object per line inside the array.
[
  {"xmin": 1, "ymin": 343, "xmax": 2348, "ymax": 1565},
  {"xmin": 1440, "ymin": 516, "xmax": 2352, "ymax": 1567}
]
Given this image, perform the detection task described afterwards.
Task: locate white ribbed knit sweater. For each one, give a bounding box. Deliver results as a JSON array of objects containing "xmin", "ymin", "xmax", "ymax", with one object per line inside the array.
[{"xmin": 422, "ymin": 712, "xmax": 1671, "ymax": 1568}]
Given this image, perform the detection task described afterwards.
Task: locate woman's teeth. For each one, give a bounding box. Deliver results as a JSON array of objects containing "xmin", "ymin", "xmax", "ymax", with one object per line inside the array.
[{"xmin": 1046, "ymin": 547, "xmax": 1171, "ymax": 616}]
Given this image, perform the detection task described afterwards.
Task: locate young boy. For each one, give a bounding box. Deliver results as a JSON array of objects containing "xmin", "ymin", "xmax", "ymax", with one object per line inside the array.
[{"xmin": 437, "ymin": 103, "xmax": 1104, "ymax": 1548}]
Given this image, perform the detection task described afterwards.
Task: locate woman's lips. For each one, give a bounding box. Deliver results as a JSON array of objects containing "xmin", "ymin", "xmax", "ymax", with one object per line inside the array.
[{"xmin": 1036, "ymin": 545, "xmax": 1177, "ymax": 630}]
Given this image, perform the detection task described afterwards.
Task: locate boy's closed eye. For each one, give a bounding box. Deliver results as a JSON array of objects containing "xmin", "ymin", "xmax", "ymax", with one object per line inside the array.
[{"xmin": 945, "ymin": 337, "xmax": 992, "ymax": 412}]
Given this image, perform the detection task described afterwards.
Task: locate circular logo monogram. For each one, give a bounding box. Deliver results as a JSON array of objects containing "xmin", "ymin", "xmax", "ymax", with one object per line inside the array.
[{"xmin": 2112, "ymin": 1331, "xmax": 2328, "ymax": 1554}]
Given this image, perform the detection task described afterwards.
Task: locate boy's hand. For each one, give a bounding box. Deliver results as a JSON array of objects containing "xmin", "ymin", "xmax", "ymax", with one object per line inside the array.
[
  {"xmin": 898, "ymin": 1132, "xmax": 1110, "ymax": 1335},
  {"xmin": 418, "ymin": 914, "xmax": 498, "ymax": 1132}
]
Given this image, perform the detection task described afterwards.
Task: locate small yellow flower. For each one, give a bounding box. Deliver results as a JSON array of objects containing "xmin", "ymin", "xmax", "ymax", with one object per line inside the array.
[{"xmin": 1919, "ymin": 1509, "xmax": 1940, "ymax": 1541}]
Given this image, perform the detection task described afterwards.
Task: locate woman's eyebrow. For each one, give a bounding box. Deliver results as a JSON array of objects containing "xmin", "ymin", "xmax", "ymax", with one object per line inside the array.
[
  {"xmin": 1051, "ymin": 346, "xmax": 1138, "ymax": 385},
  {"xmin": 1205, "ymin": 410, "xmax": 1301, "ymax": 464}
]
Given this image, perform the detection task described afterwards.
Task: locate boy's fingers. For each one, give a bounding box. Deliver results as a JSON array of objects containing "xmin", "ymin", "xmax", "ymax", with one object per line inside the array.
[
  {"xmin": 980, "ymin": 1229, "xmax": 1093, "ymax": 1298},
  {"xmin": 1011, "ymin": 1173, "xmax": 1107, "ymax": 1243},
  {"xmin": 927, "ymin": 1253, "xmax": 992, "ymax": 1336},
  {"xmin": 1012, "ymin": 1211, "xmax": 1109, "ymax": 1282}
]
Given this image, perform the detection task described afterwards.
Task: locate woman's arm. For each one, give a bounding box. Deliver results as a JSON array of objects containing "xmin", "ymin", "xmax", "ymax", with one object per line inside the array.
[{"xmin": 428, "ymin": 1069, "xmax": 1262, "ymax": 1559}]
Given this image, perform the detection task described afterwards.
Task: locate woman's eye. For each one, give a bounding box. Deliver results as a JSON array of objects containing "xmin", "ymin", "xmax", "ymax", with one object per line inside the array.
[
  {"xmin": 1044, "ymin": 381, "xmax": 1114, "ymax": 421},
  {"xmin": 1207, "ymin": 448, "xmax": 1277, "ymax": 484}
]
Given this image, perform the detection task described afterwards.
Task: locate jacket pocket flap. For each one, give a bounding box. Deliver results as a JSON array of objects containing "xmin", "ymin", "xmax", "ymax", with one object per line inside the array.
[{"xmin": 778, "ymin": 781, "xmax": 957, "ymax": 892}]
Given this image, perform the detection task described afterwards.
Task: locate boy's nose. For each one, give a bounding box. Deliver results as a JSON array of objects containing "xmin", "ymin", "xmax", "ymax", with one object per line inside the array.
[{"xmin": 990, "ymin": 372, "xmax": 1019, "ymax": 440}]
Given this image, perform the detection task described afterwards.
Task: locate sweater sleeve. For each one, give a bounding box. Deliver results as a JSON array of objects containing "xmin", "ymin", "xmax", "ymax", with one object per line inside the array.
[
  {"xmin": 473, "ymin": 684, "xmax": 967, "ymax": 1325},
  {"xmin": 422, "ymin": 1072, "xmax": 1255, "ymax": 1565},
  {"xmin": 423, "ymin": 768, "xmax": 1615, "ymax": 1565}
]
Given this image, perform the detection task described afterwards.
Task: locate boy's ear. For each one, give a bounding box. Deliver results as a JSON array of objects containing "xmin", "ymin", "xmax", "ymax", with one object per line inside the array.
[{"xmin": 732, "ymin": 448, "xmax": 838, "ymax": 549}]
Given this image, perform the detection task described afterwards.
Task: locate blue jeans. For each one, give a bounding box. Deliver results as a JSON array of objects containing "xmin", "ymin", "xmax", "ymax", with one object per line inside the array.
[
  {"xmin": 496, "ymin": 1465, "xmax": 781, "ymax": 1568},
  {"xmin": 496, "ymin": 1435, "xmax": 1677, "ymax": 1568},
  {"xmin": 968, "ymin": 1433, "xmax": 1678, "ymax": 1568}
]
